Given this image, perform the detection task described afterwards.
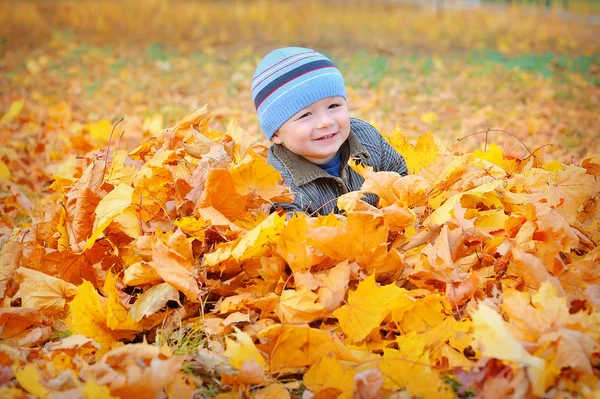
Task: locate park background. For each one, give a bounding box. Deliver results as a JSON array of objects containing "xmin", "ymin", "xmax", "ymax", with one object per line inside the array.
[{"xmin": 1, "ymin": 1, "xmax": 599, "ymax": 398}]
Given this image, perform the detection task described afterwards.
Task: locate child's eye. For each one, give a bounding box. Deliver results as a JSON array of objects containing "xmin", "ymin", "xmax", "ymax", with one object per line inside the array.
[
  {"xmin": 329, "ymin": 103, "xmax": 340, "ymax": 109},
  {"xmin": 298, "ymin": 112, "xmax": 310, "ymax": 119}
]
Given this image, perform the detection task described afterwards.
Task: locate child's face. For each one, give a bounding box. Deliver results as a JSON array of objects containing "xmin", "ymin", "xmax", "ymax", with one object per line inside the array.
[{"xmin": 272, "ymin": 96, "xmax": 350, "ymax": 164}]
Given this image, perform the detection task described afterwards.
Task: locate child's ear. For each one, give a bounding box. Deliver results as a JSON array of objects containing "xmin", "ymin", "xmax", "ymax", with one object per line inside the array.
[{"xmin": 271, "ymin": 133, "xmax": 283, "ymax": 145}]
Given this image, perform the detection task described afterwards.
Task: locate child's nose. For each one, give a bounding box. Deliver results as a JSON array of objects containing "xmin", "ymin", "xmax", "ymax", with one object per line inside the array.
[{"xmin": 316, "ymin": 113, "xmax": 334, "ymax": 129}]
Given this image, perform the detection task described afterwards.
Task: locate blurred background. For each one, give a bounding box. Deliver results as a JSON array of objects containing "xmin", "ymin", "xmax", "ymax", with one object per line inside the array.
[{"xmin": 1, "ymin": 0, "xmax": 599, "ymax": 198}]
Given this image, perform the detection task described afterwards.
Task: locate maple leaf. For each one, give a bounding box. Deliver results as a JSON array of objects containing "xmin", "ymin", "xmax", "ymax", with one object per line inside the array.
[
  {"xmin": 136, "ymin": 235, "xmax": 200, "ymax": 302},
  {"xmin": 385, "ymin": 129, "xmax": 439, "ymax": 174},
  {"xmin": 471, "ymin": 301, "xmax": 546, "ymax": 395},
  {"xmin": 379, "ymin": 334, "xmax": 454, "ymax": 399},
  {"xmin": 66, "ymin": 280, "xmax": 127, "ymax": 351},
  {"xmin": 229, "ymin": 150, "xmax": 290, "ymax": 201},
  {"xmin": 85, "ymin": 343, "xmax": 186, "ymax": 399},
  {"xmin": 224, "ymin": 327, "xmax": 267, "ymax": 370},
  {"xmin": 275, "ymin": 288, "xmax": 327, "ymax": 324},
  {"xmin": 308, "ymin": 211, "xmax": 388, "ymax": 262},
  {"xmin": 276, "ymin": 213, "xmax": 325, "ymax": 272},
  {"xmin": 104, "ymin": 271, "xmax": 139, "ymax": 330},
  {"xmin": 473, "ymin": 142, "xmax": 518, "ymax": 173},
  {"xmin": 40, "ymin": 248, "xmax": 100, "ymax": 287},
  {"xmin": 14, "ymin": 267, "xmax": 77, "ymax": 314},
  {"xmin": 123, "ymin": 261, "xmax": 163, "ymax": 286},
  {"xmin": 130, "ymin": 282, "xmax": 180, "ymax": 322},
  {"xmin": 426, "ymin": 180, "xmax": 504, "ymax": 226},
  {"xmin": 304, "ymin": 356, "xmax": 355, "ymax": 399},
  {"xmin": 13, "ymin": 364, "xmax": 50, "ymax": 398},
  {"xmin": 257, "ymin": 324, "xmax": 356, "ymax": 373},
  {"xmin": 0, "ymin": 99, "xmax": 24, "ymax": 124},
  {"xmin": 84, "ymin": 183, "xmax": 135, "ymax": 250},
  {"xmin": 196, "ymin": 169, "xmax": 249, "ymax": 220},
  {"xmin": 333, "ymin": 275, "xmax": 408, "ymax": 343},
  {"xmin": 0, "ymin": 241, "xmax": 22, "ymax": 299}
]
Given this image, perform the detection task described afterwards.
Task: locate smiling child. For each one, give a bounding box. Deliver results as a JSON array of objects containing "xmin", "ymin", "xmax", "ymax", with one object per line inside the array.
[{"xmin": 252, "ymin": 47, "xmax": 408, "ymax": 215}]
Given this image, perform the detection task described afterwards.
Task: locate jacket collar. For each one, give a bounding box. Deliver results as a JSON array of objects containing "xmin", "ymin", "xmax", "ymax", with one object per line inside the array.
[{"xmin": 272, "ymin": 131, "xmax": 370, "ymax": 186}]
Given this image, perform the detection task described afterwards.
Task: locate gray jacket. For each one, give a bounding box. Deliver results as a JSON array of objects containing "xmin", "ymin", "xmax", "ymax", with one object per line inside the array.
[{"xmin": 267, "ymin": 118, "xmax": 408, "ymax": 215}]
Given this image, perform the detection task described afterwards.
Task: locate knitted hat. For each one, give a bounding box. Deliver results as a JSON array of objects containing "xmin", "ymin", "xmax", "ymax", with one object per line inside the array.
[{"xmin": 251, "ymin": 47, "xmax": 346, "ymax": 140}]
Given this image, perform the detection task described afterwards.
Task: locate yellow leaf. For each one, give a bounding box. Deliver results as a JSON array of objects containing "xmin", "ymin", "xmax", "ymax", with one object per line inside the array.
[
  {"xmin": 420, "ymin": 112, "xmax": 438, "ymax": 124},
  {"xmin": 66, "ymin": 280, "xmax": 126, "ymax": 351},
  {"xmin": 104, "ymin": 271, "xmax": 138, "ymax": 330},
  {"xmin": 84, "ymin": 184, "xmax": 134, "ymax": 250},
  {"xmin": 142, "ymin": 113, "xmax": 164, "ymax": 135},
  {"xmin": 316, "ymin": 261, "xmax": 351, "ymax": 312},
  {"xmin": 304, "ymin": 356, "xmax": 355, "ymax": 398},
  {"xmin": 471, "ymin": 302, "xmax": 545, "ymax": 395},
  {"xmin": 425, "ymin": 180, "xmax": 503, "ymax": 226},
  {"xmin": 275, "ymin": 288, "xmax": 327, "ymax": 324},
  {"xmin": 230, "ymin": 151, "xmax": 288, "ymax": 201},
  {"xmin": 333, "ymin": 275, "xmax": 407, "ymax": 343},
  {"xmin": 13, "ymin": 364, "xmax": 50, "ymax": 398},
  {"xmin": 473, "ymin": 143, "xmax": 517, "ymax": 173},
  {"xmin": 276, "ymin": 213, "xmax": 324, "ymax": 272},
  {"xmin": 123, "ymin": 262, "xmax": 163, "ymax": 286},
  {"xmin": 112, "ymin": 208, "xmax": 141, "ymax": 238},
  {"xmin": 542, "ymin": 160, "xmax": 563, "ymax": 172},
  {"xmin": 104, "ymin": 150, "xmax": 137, "ymax": 186},
  {"xmin": 391, "ymin": 293, "xmax": 449, "ymax": 334},
  {"xmin": 130, "ymin": 283, "xmax": 180, "ymax": 322},
  {"xmin": 385, "ymin": 129, "xmax": 439, "ymax": 174},
  {"xmin": 86, "ymin": 120, "xmax": 113, "ymax": 145},
  {"xmin": 253, "ymin": 384, "xmax": 291, "ymax": 399},
  {"xmin": 380, "ymin": 336, "xmax": 453, "ymax": 399},
  {"xmin": 82, "ymin": 379, "xmax": 118, "ymax": 399},
  {"xmin": 0, "ymin": 160, "xmax": 10, "ymax": 180},
  {"xmin": 257, "ymin": 325, "xmax": 356, "ymax": 373},
  {"xmin": 232, "ymin": 212, "xmax": 285, "ymax": 261},
  {"xmin": 0, "ymin": 99, "xmax": 24, "ymax": 124},
  {"xmin": 0, "ymin": 241, "xmax": 22, "ymax": 298},
  {"xmin": 15, "ymin": 267, "xmax": 77, "ymax": 314},
  {"xmin": 174, "ymin": 216, "xmax": 209, "ymax": 240},
  {"xmin": 224, "ymin": 327, "xmax": 267, "ymax": 370},
  {"xmin": 137, "ymin": 235, "xmax": 200, "ymax": 301}
]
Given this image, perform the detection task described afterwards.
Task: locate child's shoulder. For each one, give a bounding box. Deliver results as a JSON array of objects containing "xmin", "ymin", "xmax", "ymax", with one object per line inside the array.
[
  {"xmin": 349, "ymin": 117, "xmax": 382, "ymax": 138},
  {"xmin": 349, "ymin": 117, "xmax": 385, "ymax": 149}
]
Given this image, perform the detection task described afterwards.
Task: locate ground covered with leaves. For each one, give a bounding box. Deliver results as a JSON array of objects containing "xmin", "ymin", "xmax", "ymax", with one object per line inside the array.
[{"xmin": 1, "ymin": 1, "xmax": 600, "ymax": 398}]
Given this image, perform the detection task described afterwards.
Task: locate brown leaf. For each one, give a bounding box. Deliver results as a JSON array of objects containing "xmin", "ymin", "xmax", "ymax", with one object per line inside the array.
[{"xmin": 0, "ymin": 241, "xmax": 22, "ymax": 298}]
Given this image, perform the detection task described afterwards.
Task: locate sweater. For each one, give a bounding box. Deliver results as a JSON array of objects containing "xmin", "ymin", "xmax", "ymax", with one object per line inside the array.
[{"xmin": 267, "ymin": 117, "xmax": 408, "ymax": 215}]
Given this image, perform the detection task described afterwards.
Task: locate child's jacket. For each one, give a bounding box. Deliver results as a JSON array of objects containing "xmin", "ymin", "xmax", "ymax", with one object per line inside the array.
[{"xmin": 267, "ymin": 118, "xmax": 408, "ymax": 215}]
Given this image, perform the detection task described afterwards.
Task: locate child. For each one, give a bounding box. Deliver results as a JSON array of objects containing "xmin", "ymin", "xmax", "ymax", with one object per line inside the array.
[{"xmin": 251, "ymin": 47, "xmax": 408, "ymax": 215}]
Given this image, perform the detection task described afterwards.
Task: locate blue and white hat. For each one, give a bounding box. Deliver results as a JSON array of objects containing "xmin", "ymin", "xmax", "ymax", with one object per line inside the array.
[{"xmin": 251, "ymin": 47, "xmax": 347, "ymax": 140}]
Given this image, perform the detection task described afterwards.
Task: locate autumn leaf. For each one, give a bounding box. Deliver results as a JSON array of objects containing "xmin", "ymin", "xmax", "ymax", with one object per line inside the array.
[
  {"xmin": 471, "ymin": 301, "xmax": 546, "ymax": 395},
  {"xmin": 304, "ymin": 356, "xmax": 355, "ymax": 399},
  {"xmin": 230, "ymin": 150, "xmax": 290, "ymax": 201},
  {"xmin": 257, "ymin": 324, "xmax": 356, "ymax": 373},
  {"xmin": 224, "ymin": 327, "xmax": 267, "ymax": 370},
  {"xmin": 0, "ymin": 241, "xmax": 22, "ymax": 299},
  {"xmin": 66, "ymin": 280, "xmax": 125, "ymax": 351},
  {"xmin": 276, "ymin": 213, "xmax": 325, "ymax": 272},
  {"xmin": 333, "ymin": 275, "xmax": 408, "ymax": 343},
  {"xmin": 13, "ymin": 364, "xmax": 50, "ymax": 398},
  {"xmin": 14, "ymin": 267, "xmax": 77, "ymax": 314},
  {"xmin": 275, "ymin": 288, "xmax": 327, "ymax": 324},
  {"xmin": 385, "ymin": 129, "xmax": 439, "ymax": 174},
  {"xmin": 130, "ymin": 282, "xmax": 180, "ymax": 322},
  {"xmin": 0, "ymin": 99, "xmax": 25, "ymax": 124},
  {"xmin": 196, "ymin": 169, "xmax": 249, "ymax": 220},
  {"xmin": 84, "ymin": 183, "xmax": 135, "ymax": 250}
]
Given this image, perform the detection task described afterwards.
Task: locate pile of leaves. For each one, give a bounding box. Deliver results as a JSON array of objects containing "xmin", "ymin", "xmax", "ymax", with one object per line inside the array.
[{"xmin": 1, "ymin": 106, "xmax": 599, "ymax": 398}]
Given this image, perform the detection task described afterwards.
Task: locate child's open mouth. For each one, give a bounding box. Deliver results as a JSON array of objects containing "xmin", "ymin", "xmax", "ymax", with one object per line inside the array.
[{"xmin": 315, "ymin": 133, "xmax": 337, "ymax": 141}]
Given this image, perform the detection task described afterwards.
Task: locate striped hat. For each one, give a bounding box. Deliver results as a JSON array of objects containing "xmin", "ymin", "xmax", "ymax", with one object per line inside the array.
[{"xmin": 251, "ymin": 47, "xmax": 346, "ymax": 140}]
